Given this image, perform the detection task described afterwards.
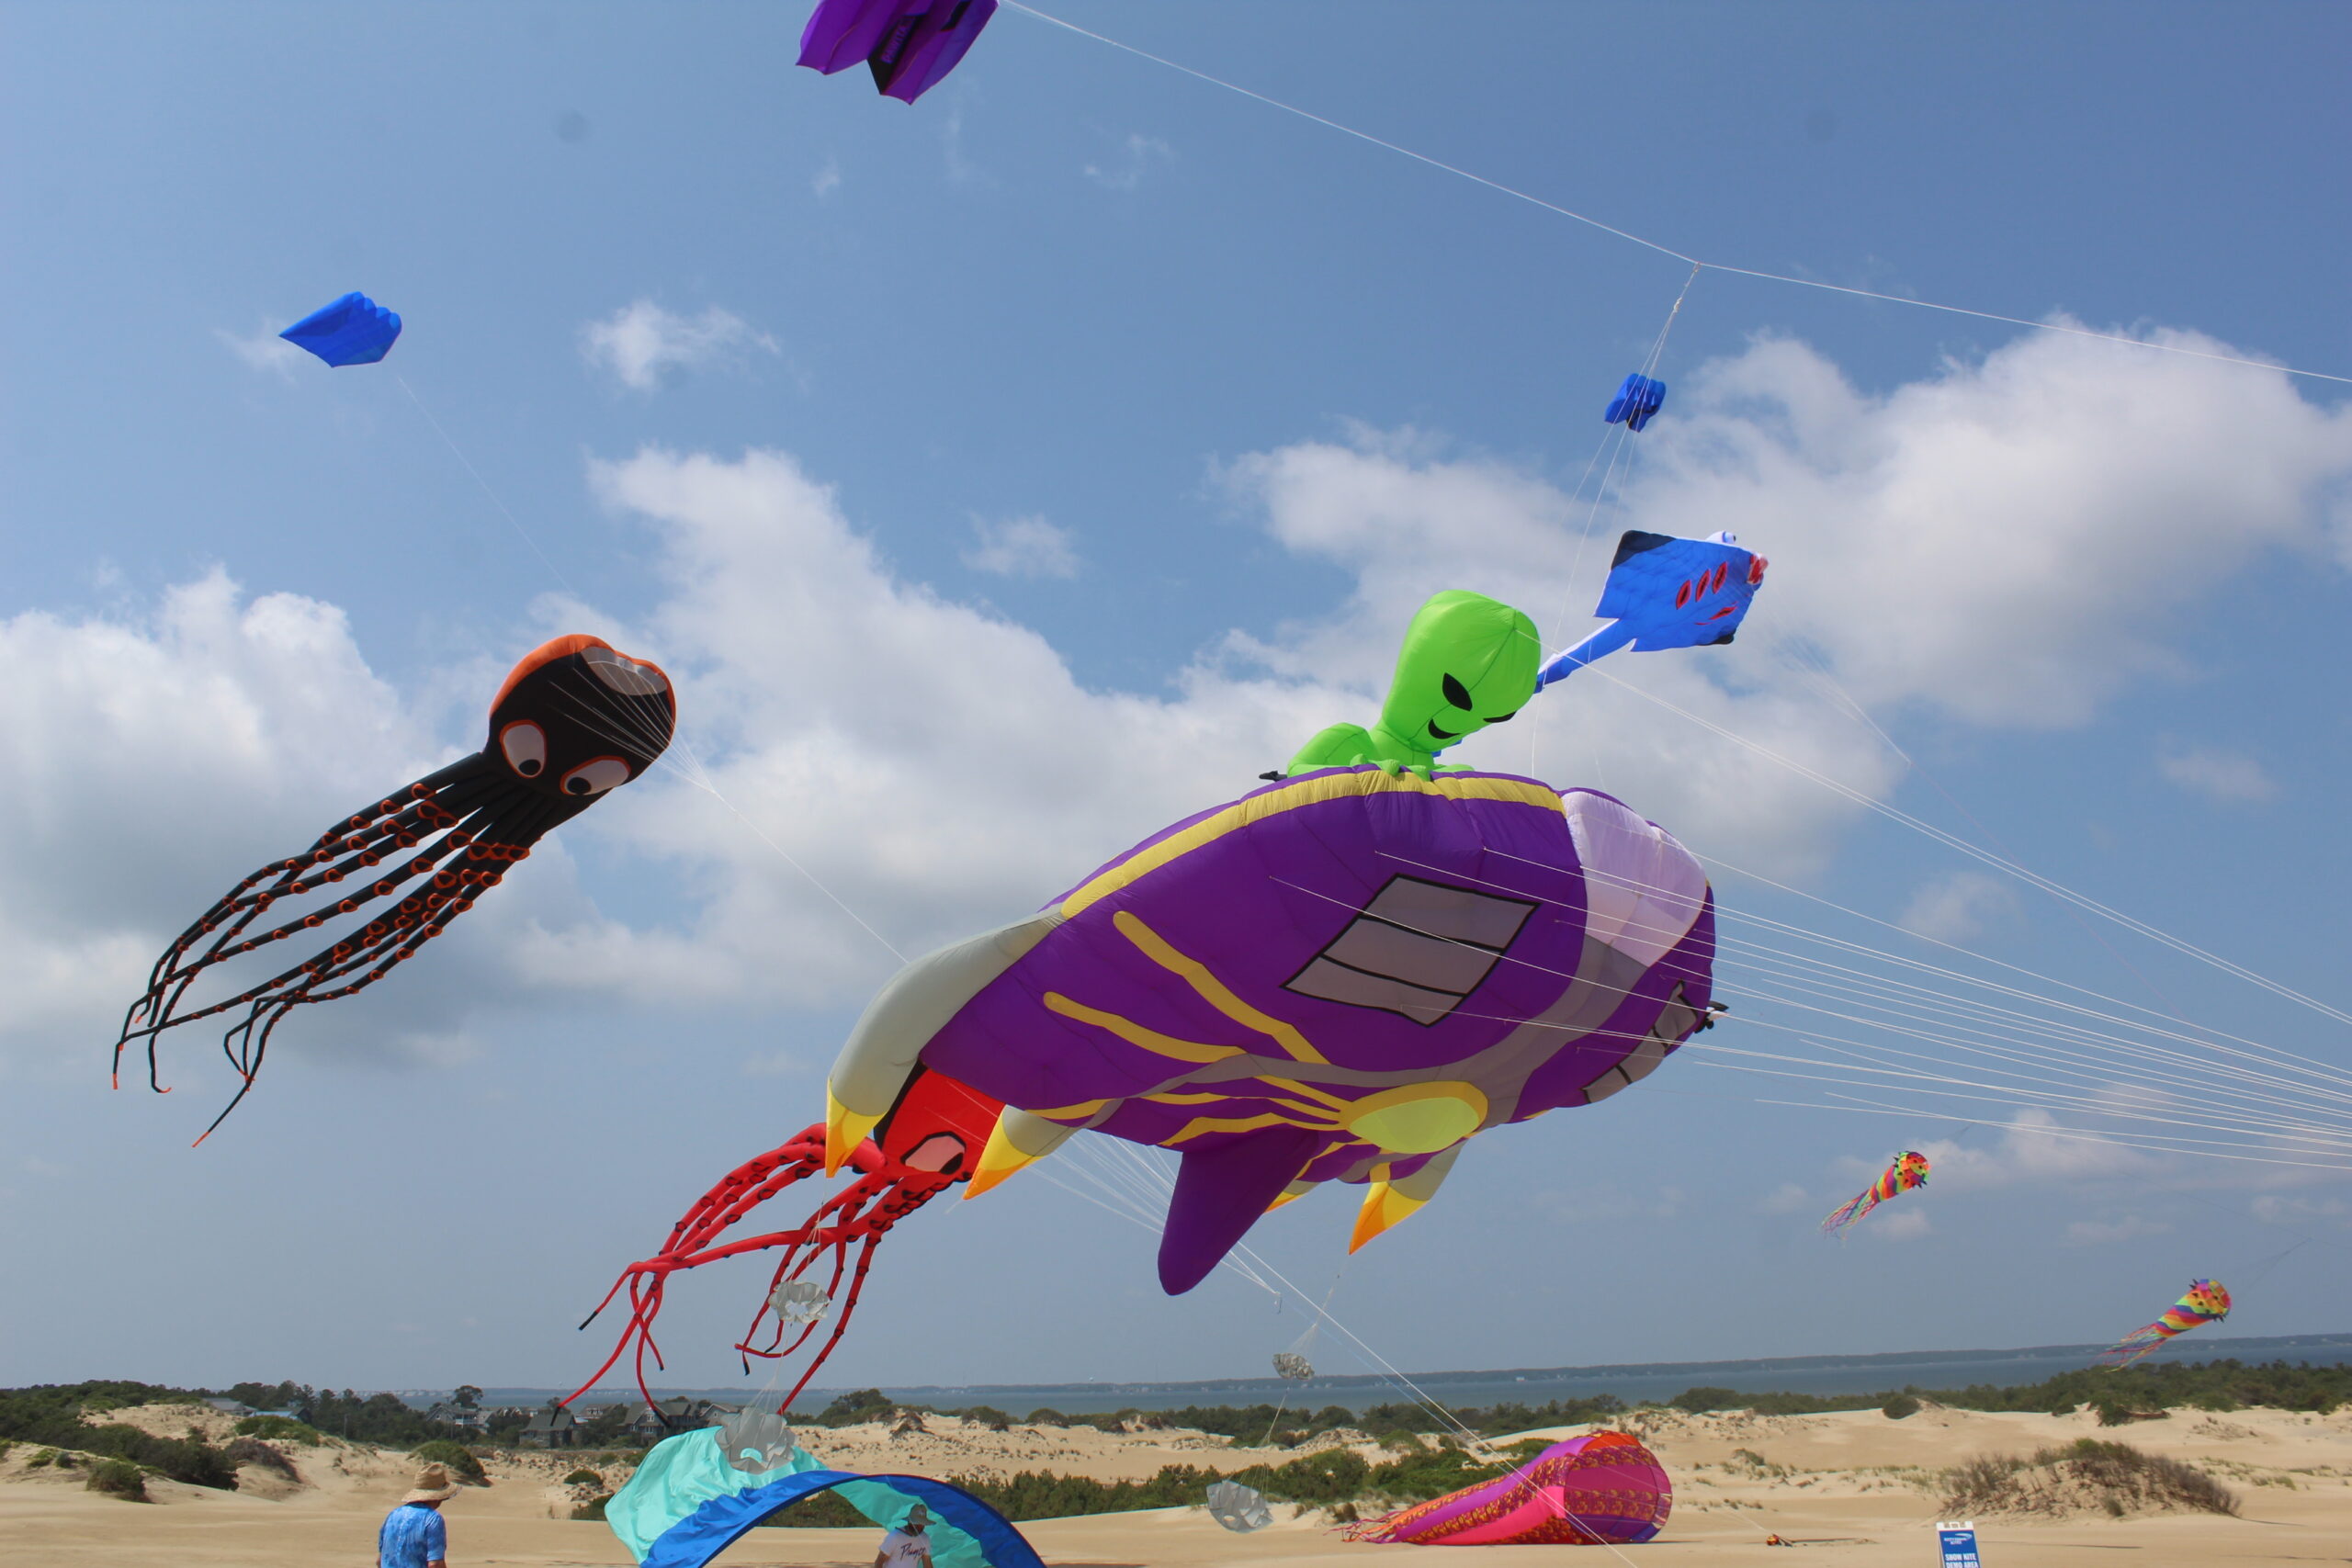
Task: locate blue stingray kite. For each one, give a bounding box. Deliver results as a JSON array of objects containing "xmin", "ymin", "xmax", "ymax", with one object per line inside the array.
[
  {"xmin": 605, "ymin": 1412, "xmax": 1043, "ymax": 1568},
  {"xmin": 1535, "ymin": 529, "xmax": 1768, "ymax": 692}
]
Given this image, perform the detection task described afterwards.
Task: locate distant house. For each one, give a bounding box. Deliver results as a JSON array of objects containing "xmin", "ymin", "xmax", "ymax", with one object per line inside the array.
[
  {"xmin": 627, "ymin": 1397, "xmax": 737, "ymax": 1444},
  {"xmin": 202, "ymin": 1399, "xmax": 254, "ymax": 1417},
  {"xmin": 520, "ymin": 1403, "xmax": 579, "ymax": 1450},
  {"xmin": 424, "ymin": 1403, "xmax": 488, "ymax": 1433}
]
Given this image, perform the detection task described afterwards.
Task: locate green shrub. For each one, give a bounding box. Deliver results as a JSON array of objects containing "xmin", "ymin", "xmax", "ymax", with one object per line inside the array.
[
  {"xmin": 2092, "ymin": 1396, "xmax": 2162, "ymax": 1427},
  {"xmin": 761, "ymin": 1488, "xmax": 872, "ymax": 1528},
  {"xmin": 410, "ymin": 1440, "xmax": 486, "ymax": 1484},
  {"xmin": 812, "ymin": 1389, "xmax": 897, "ymax": 1427},
  {"xmin": 571, "ymin": 1494, "xmax": 612, "ymax": 1521},
  {"xmin": 26, "ymin": 1449, "xmax": 56, "ymax": 1470},
  {"xmin": 1940, "ymin": 1438, "xmax": 2237, "ymax": 1518},
  {"xmin": 86, "ymin": 1460, "xmax": 149, "ymax": 1501},
  {"xmin": 234, "ymin": 1416, "xmax": 322, "ymax": 1447},
  {"xmin": 223, "ymin": 1438, "xmax": 299, "ymax": 1480},
  {"xmin": 563, "ymin": 1469, "xmax": 605, "ymax": 1488},
  {"xmin": 1883, "ymin": 1395, "xmax": 1922, "ymax": 1420}
]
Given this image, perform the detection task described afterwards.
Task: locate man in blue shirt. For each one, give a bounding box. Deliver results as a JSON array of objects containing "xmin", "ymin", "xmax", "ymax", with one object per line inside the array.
[{"xmin": 379, "ymin": 1463, "xmax": 462, "ymax": 1568}]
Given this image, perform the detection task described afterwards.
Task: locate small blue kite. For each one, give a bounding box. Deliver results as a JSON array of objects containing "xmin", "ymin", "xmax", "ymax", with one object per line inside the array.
[
  {"xmin": 1534, "ymin": 529, "xmax": 1767, "ymax": 691},
  {"xmin": 279, "ymin": 291, "xmax": 401, "ymax": 367},
  {"xmin": 1603, "ymin": 373, "xmax": 1667, "ymax": 432}
]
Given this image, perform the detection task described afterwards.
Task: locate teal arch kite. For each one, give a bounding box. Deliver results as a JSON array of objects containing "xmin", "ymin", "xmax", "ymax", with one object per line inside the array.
[{"xmin": 606, "ymin": 1422, "xmax": 1044, "ymax": 1568}]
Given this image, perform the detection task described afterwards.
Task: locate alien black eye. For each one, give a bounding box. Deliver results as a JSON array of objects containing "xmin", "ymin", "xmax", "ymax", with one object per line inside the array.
[
  {"xmin": 1442, "ymin": 674, "xmax": 1472, "ymax": 709},
  {"xmin": 1483, "ymin": 710, "xmax": 1518, "ymax": 725}
]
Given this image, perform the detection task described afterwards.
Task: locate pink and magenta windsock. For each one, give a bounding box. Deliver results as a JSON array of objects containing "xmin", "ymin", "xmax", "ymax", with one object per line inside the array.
[
  {"xmin": 2099, "ymin": 1279, "xmax": 2231, "ymax": 1366},
  {"xmin": 1345, "ymin": 1430, "xmax": 1672, "ymax": 1547},
  {"xmin": 1820, "ymin": 1151, "xmax": 1930, "ymax": 1238}
]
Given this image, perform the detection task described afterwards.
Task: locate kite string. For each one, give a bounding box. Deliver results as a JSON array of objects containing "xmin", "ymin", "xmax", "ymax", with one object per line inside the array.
[
  {"xmin": 1000, "ymin": 2, "xmax": 1692, "ymax": 263},
  {"xmin": 1766, "ymin": 634, "xmax": 2218, "ymax": 1036},
  {"xmin": 1300, "ymin": 851, "xmax": 2352, "ymax": 1160},
  {"xmin": 1581, "ymin": 661, "xmax": 2352, "ymax": 1036},
  {"xmin": 390, "ymin": 373, "xmax": 582, "ymax": 599},
  {"xmin": 999, "ymin": 4, "xmax": 2352, "ymax": 389},
  {"xmin": 1372, "ymin": 839, "xmax": 2352, "ymax": 1120}
]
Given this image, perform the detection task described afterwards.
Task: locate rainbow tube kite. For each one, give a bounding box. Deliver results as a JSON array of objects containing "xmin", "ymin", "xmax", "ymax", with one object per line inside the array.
[
  {"xmin": 2099, "ymin": 1279, "xmax": 2231, "ymax": 1366},
  {"xmin": 1820, "ymin": 1151, "xmax": 1930, "ymax": 1237},
  {"xmin": 1345, "ymin": 1431, "xmax": 1671, "ymax": 1547}
]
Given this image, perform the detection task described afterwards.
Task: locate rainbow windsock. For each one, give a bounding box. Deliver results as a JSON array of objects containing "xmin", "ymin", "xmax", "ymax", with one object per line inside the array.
[
  {"xmin": 1820, "ymin": 1151, "xmax": 1930, "ymax": 1237},
  {"xmin": 2100, "ymin": 1279, "xmax": 2231, "ymax": 1365}
]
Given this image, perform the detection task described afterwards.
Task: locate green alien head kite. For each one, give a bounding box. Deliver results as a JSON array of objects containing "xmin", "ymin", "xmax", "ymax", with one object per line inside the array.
[{"xmin": 1283, "ymin": 591, "xmax": 1542, "ymax": 780}]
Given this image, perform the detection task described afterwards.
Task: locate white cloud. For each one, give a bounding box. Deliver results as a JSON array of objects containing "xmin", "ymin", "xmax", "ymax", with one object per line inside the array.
[
  {"xmin": 1759, "ymin": 1182, "xmax": 1811, "ymax": 1214},
  {"xmin": 1624, "ymin": 326, "xmax": 2352, "ymax": 728},
  {"xmin": 579, "ymin": 446, "xmax": 1337, "ymax": 1001},
  {"xmin": 581, "ymin": 301, "xmax": 778, "ymax": 393},
  {"xmin": 218, "ymin": 323, "xmax": 310, "ymax": 379},
  {"xmin": 1084, "ymin": 133, "xmax": 1173, "ymax": 192},
  {"xmin": 2250, "ymin": 1193, "xmax": 2350, "ymax": 1227},
  {"xmin": 942, "ymin": 104, "xmax": 983, "ymax": 186},
  {"xmin": 812, "ymin": 154, "xmax": 842, "ymax": 197},
  {"xmin": 963, "ymin": 514, "xmax": 1079, "ymax": 579},
  {"xmin": 1864, "ymin": 1207, "xmax": 1932, "ymax": 1241},
  {"xmin": 1899, "ymin": 871, "xmax": 2018, "ymax": 944},
  {"xmin": 741, "ymin": 1050, "xmax": 809, "ymax": 1079},
  {"xmin": 2065, "ymin": 1213, "xmax": 2173, "ymax": 1244},
  {"xmin": 2157, "ymin": 740, "xmax": 2278, "ymax": 803},
  {"xmin": 1914, "ymin": 1111, "xmax": 2166, "ymax": 1191}
]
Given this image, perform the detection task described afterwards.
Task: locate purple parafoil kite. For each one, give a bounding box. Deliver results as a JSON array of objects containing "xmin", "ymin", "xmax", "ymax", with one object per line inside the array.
[
  {"xmin": 1347, "ymin": 1430, "xmax": 1673, "ymax": 1546},
  {"xmin": 797, "ymin": 0, "xmax": 997, "ymax": 103},
  {"xmin": 833, "ymin": 766, "xmax": 1720, "ymax": 1294}
]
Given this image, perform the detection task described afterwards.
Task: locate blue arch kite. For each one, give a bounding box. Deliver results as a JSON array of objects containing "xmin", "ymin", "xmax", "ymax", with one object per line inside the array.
[{"xmin": 625, "ymin": 1456, "xmax": 1044, "ymax": 1568}]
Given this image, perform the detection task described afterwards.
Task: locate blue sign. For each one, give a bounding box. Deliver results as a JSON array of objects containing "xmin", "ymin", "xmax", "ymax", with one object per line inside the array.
[{"xmin": 1938, "ymin": 1524, "xmax": 1982, "ymax": 1568}]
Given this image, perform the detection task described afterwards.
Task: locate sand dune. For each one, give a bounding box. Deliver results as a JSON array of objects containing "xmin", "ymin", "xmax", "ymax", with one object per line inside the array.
[{"xmin": 4, "ymin": 1401, "xmax": 2347, "ymax": 1567}]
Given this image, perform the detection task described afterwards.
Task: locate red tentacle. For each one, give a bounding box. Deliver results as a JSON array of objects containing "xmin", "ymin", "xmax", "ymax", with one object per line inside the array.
[{"xmin": 564, "ymin": 1121, "xmax": 959, "ymax": 1416}]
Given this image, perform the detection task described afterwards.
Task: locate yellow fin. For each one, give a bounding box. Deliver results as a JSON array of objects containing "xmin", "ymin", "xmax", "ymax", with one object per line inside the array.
[
  {"xmin": 1348, "ymin": 1180, "xmax": 1428, "ymax": 1254},
  {"xmin": 962, "ymin": 1115, "xmax": 1045, "ymax": 1200}
]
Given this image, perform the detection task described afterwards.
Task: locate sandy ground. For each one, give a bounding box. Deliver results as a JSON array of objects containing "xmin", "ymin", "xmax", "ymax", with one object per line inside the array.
[{"xmin": 3, "ymin": 1401, "xmax": 2348, "ymax": 1567}]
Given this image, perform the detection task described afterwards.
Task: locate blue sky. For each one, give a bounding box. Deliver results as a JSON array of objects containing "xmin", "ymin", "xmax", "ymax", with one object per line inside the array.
[{"xmin": 4, "ymin": 1, "xmax": 2352, "ymax": 1400}]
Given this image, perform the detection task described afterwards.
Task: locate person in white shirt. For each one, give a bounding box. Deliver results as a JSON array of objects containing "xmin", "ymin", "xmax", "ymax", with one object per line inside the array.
[{"xmin": 874, "ymin": 1502, "xmax": 934, "ymax": 1568}]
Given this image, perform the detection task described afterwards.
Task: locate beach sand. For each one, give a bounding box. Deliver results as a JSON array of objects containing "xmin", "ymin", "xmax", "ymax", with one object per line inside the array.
[{"xmin": 4, "ymin": 1401, "xmax": 2347, "ymax": 1567}]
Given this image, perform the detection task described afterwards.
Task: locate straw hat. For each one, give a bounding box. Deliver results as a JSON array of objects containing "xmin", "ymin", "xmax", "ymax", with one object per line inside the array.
[{"xmin": 401, "ymin": 1463, "xmax": 463, "ymax": 1505}]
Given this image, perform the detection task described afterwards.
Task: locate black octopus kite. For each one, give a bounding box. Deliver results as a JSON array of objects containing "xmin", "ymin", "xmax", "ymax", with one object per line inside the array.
[{"xmin": 115, "ymin": 634, "xmax": 676, "ymax": 1139}]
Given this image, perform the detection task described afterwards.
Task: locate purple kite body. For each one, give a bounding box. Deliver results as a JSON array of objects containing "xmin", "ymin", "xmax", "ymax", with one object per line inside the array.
[
  {"xmin": 909, "ymin": 767, "xmax": 1716, "ymax": 1292},
  {"xmin": 1348, "ymin": 1430, "xmax": 1673, "ymax": 1546},
  {"xmin": 797, "ymin": 0, "xmax": 997, "ymax": 103}
]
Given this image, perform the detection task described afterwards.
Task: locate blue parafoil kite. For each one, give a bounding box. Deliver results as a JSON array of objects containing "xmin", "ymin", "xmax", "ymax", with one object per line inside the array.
[
  {"xmin": 278, "ymin": 292, "xmax": 401, "ymax": 367},
  {"xmin": 1604, "ymin": 372, "xmax": 1667, "ymax": 432},
  {"xmin": 797, "ymin": 0, "xmax": 997, "ymax": 103},
  {"xmin": 1536, "ymin": 529, "xmax": 1767, "ymax": 690}
]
